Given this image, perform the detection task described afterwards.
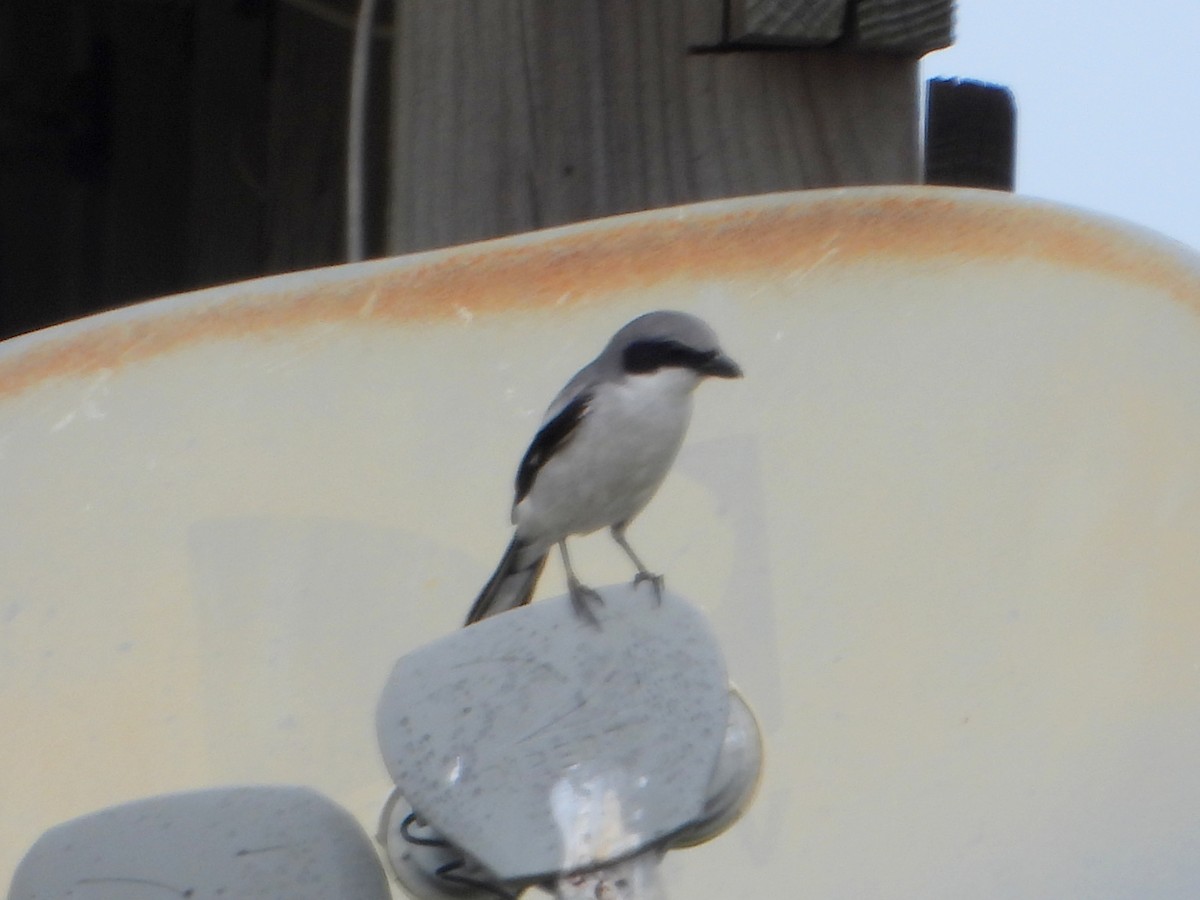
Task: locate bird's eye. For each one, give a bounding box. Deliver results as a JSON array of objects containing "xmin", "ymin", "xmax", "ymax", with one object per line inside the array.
[{"xmin": 623, "ymin": 339, "xmax": 715, "ymax": 374}]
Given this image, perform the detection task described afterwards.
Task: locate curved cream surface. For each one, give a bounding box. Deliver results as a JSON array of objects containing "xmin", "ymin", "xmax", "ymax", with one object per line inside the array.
[{"xmin": 3, "ymin": 186, "xmax": 1200, "ymax": 897}]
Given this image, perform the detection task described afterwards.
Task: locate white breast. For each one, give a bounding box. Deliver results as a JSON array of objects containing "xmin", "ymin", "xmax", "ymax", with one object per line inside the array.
[{"xmin": 513, "ymin": 368, "xmax": 699, "ymax": 549}]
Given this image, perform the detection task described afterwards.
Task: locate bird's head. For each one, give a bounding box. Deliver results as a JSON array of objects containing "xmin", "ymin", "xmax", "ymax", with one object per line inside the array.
[{"xmin": 611, "ymin": 310, "xmax": 742, "ymax": 385}]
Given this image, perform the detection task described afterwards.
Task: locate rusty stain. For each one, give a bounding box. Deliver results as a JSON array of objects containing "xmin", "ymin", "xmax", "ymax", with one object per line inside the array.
[{"xmin": 1, "ymin": 188, "xmax": 1198, "ymax": 400}]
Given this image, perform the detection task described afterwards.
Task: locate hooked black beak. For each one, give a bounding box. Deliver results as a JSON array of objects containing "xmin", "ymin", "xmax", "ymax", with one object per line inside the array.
[{"xmin": 702, "ymin": 353, "xmax": 743, "ymax": 379}]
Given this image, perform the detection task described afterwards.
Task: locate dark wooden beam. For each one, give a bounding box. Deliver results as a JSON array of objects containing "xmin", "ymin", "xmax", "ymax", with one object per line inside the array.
[
  {"xmin": 924, "ymin": 77, "xmax": 1016, "ymax": 191},
  {"xmin": 0, "ymin": 0, "xmax": 96, "ymax": 337},
  {"xmin": 97, "ymin": 2, "xmax": 194, "ymax": 306},
  {"xmin": 0, "ymin": 0, "xmax": 196, "ymax": 337},
  {"xmin": 264, "ymin": 1, "xmax": 350, "ymax": 272},
  {"xmin": 0, "ymin": 0, "xmax": 398, "ymax": 339},
  {"xmin": 854, "ymin": 0, "xmax": 954, "ymax": 53},
  {"xmin": 265, "ymin": 0, "xmax": 390, "ymax": 270},
  {"xmin": 702, "ymin": 0, "xmax": 954, "ymax": 53},
  {"xmin": 188, "ymin": 0, "xmax": 271, "ymax": 288},
  {"xmin": 728, "ymin": 0, "xmax": 848, "ymax": 46}
]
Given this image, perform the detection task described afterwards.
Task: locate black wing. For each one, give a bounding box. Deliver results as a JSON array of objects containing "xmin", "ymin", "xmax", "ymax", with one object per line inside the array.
[{"xmin": 514, "ymin": 391, "xmax": 591, "ymax": 503}]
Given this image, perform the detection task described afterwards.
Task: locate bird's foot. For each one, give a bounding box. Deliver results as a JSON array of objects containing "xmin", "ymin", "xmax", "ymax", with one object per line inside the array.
[
  {"xmin": 633, "ymin": 570, "xmax": 664, "ymax": 604},
  {"xmin": 567, "ymin": 576, "xmax": 604, "ymax": 628}
]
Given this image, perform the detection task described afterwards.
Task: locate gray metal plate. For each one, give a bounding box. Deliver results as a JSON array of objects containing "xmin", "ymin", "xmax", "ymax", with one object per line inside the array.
[
  {"xmin": 7, "ymin": 786, "xmax": 389, "ymax": 900},
  {"xmin": 375, "ymin": 585, "xmax": 729, "ymax": 881}
]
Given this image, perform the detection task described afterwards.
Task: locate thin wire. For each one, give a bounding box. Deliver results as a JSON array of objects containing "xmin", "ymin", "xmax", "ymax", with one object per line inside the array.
[
  {"xmin": 435, "ymin": 861, "xmax": 519, "ymax": 900},
  {"xmin": 399, "ymin": 812, "xmax": 451, "ymax": 848},
  {"xmin": 346, "ymin": 0, "xmax": 380, "ymax": 262},
  {"xmin": 398, "ymin": 813, "xmax": 517, "ymax": 899}
]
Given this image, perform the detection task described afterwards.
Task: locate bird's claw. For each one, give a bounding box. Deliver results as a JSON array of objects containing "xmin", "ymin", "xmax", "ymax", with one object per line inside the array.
[
  {"xmin": 568, "ymin": 577, "xmax": 604, "ymax": 628},
  {"xmin": 633, "ymin": 570, "xmax": 664, "ymax": 604}
]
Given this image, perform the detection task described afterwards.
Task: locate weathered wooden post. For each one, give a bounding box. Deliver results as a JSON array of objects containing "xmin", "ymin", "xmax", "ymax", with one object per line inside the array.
[{"xmin": 386, "ymin": 0, "xmax": 954, "ymax": 254}]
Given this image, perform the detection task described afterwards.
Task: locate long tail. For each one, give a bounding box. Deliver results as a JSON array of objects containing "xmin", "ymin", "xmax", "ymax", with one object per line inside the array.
[{"xmin": 463, "ymin": 535, "xmax": 548, "ymax": 626}]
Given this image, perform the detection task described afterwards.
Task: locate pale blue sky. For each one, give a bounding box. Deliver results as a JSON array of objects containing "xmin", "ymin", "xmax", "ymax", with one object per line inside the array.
[{"xmin": 923, "ymin": 1, "xmax": 1200, "ymax": 251}]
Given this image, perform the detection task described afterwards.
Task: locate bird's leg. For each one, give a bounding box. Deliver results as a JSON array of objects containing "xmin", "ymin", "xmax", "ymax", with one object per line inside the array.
[
  {"xmin": 559, "ymin": 540, "xmax": 602, "ymax": 627},
  {"xmin": 610, "ymin": 524, "xmax": 664, "ymax": 603}
]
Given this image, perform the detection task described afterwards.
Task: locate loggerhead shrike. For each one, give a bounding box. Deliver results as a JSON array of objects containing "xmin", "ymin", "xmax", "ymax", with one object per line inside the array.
[{"xmin": 464, "ymin": 310, "xmax": 742, "ymax": 627}]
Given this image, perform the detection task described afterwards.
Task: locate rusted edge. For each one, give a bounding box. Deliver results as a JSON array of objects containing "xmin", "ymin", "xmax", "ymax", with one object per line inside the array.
[{"xmin": 1, "ymin": 187, "xmax": 1198, "ymax": 400}]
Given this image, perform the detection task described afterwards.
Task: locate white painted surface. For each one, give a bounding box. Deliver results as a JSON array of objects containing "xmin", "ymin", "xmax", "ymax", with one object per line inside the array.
[{"xmin": 3, "ymin": 187, "xmax": 1200, "ymax": 897}]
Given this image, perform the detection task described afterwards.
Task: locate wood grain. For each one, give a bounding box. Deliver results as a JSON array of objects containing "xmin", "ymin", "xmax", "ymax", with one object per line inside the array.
[
  {"xmin": 729, "ymin": 0, "xmax": 848, "ymax": 45},
  {"xmin": 854, "ymin": 0, "xmax": 954, "ymax": 53},
  {"xmin": 700, "ymin": 0, "xmax": 953, "ymax": 52},
  {"xmin": 388, "ymin": 0, "xmax": 919, "ymax": 254}
]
